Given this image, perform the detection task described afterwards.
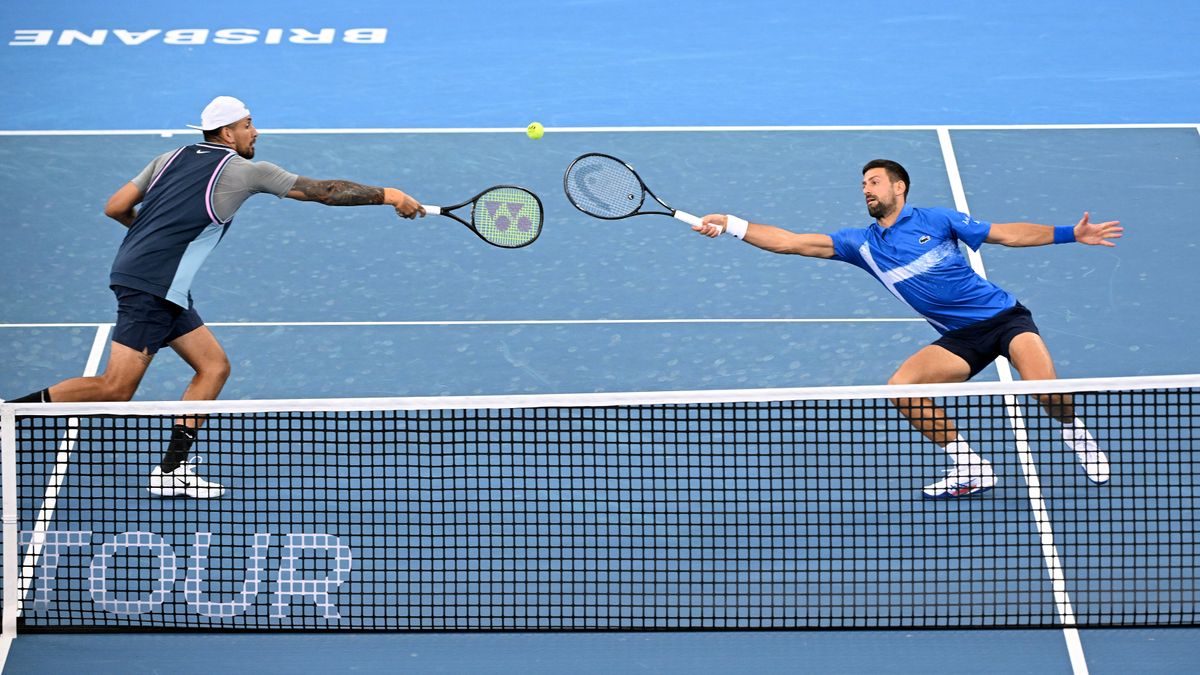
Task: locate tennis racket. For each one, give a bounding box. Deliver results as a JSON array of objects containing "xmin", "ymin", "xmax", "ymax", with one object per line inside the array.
[
  {"xmin": 422, "ymin": 185, "xmax": 544, "ymax": 248},
  {"xmin": 563, "ymin": 153, "xmax": 702, "ymax": 227}
]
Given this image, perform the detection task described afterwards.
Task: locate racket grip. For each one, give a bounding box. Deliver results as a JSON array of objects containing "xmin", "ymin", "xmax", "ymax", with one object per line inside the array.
[
  {"xmin": 422, "ymin": 205, "xmax": 442, "ymax": 216},
  {"xmin": 673, "ymin": 211, "xmax": 702, "ymax": 228}
]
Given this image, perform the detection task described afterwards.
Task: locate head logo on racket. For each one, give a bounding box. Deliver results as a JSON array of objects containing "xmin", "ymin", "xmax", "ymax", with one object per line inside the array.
[{"xmin": 563, "ymin": 153, "xmax": 702, "ymax": 227}]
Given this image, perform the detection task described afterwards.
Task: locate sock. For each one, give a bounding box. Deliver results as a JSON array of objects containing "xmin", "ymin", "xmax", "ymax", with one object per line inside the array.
[
  {"xmin": 944, "ymin": 436, "xmax": 987, "ymax": 467},
  {"xmin": 10, "ymin": 388, "xmax": 52, "ymax": 403},
  {"xmin": 160, "ymin": 425, "xmax": 197, "ymax": 473},
  {"xmin": 1061, "ymin": 418, "xmax": 1095, "ymax": 453}
]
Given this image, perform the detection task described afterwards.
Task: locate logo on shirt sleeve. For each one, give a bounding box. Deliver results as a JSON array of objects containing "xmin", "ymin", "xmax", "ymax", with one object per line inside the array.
[{"xmin": 918, "ymin": 235, "xmax": 931, "ymax": 244}]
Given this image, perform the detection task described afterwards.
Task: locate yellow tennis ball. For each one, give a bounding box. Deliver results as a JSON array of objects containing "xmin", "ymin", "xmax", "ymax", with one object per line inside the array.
[{"xmin": 526, "ymin": 122, "xmax": 544, "ymax": 140}]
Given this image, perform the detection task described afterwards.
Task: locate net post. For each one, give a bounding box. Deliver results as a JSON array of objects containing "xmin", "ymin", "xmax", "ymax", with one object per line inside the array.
[{"xmin": 1, "ymin": 404, "xmax": 18, "ymax": 640}]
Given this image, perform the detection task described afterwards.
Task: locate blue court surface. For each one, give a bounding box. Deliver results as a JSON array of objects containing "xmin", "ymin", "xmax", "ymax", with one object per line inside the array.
[{"xmin": 2, "ymin": 1, "xmax": 1199, "ymax": 673}]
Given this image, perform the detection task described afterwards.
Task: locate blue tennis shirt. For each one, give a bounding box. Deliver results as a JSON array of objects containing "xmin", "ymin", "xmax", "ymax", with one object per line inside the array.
[{"xmin": 829, "ymin": 204, "xmax": 1015, "ymax": 334}]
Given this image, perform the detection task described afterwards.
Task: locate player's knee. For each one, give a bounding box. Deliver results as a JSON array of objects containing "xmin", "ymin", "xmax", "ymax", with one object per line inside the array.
[
  {"xmin": 1034, "ymin": 392, "xmax": 1058, "ymax": 407},
  {"xmin": 104, "ymin": 379, "xmax": 138, "ymax": 402},
  {"xmin": 1036, "ymin": 392, "xmax": 1073, "ymax": 419},
  {"xmin": 200, "ymin": 354, "xmax": 231, "ymax": 383}
]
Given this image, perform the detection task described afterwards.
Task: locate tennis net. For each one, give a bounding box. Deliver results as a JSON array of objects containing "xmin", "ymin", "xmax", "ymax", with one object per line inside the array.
[{"xmin": 1, "ymin": 374, "xmax": 1196, "ymax": 631}]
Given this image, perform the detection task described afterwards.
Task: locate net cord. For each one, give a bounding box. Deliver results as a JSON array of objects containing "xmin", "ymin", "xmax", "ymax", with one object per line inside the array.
[{"xmin": 2, "ymin": 373, "xmax": 1196, "ymax": 418}]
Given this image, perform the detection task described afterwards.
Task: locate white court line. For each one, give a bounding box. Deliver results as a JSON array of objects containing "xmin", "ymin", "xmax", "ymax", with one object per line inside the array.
[
  {"xmin": 12, "ymin": 325, "xmax": 110, "ymax": 631},
  {"xmin": 0, "ymin": 122, "xmax": 1197, "ymax": 136},
  {"xmin": 938, "ymin": 128, "xmax": 1088, "ymax": 675},
  {"xmin": 0, "ymin": 317, "xmax": 925, "ymax": 330}
]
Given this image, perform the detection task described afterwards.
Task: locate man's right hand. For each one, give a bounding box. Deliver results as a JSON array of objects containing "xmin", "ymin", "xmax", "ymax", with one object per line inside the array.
[
  {"xmin": 693, "ymin": 214, "xmax": 727, "ymax": 238},
  {"xmin": 384, "ymin": 188, "xmax": 425, "ymax": 219}
]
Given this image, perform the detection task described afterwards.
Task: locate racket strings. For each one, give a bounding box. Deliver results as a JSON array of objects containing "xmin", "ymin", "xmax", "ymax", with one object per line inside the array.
[
  {"xmin": 471, "ymin": 187, "xmax": 542, "ymax": 247},
  {"xmin": 564, "ymin": 156, "xmax": 644, "ymax": 218}
]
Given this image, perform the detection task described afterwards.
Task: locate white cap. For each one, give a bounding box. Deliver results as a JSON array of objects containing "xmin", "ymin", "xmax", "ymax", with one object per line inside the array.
[{"xmin": 186, "ymin": 96, "xmax": 251, "ymax": 131}]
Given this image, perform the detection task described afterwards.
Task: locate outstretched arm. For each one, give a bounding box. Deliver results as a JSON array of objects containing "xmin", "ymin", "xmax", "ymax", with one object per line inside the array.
[
  {"xmin": 985, "ymin": 212, "xmax": 1122, "ymax": 247},
  {"xmin": 693, "ymin": 214, "xmax": 835, "ymax": 258},
  {"xmin": 286, "ymin": 177, "xmax": 425, "ymax": 219}
]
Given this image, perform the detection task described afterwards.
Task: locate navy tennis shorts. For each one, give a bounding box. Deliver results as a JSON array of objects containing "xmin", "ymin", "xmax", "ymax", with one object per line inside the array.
[
  {"xmin": 111, "ymin": 285, "xmax": 204, "ymax": 355},
  {"xmin": 933, "ymin": 302, "xmax": 1040, "ymax": 379}
]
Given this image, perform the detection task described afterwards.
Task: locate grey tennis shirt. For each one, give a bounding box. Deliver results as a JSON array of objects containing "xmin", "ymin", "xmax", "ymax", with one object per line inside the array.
[
  {"xmin": 109, "ymin": 143, "xmax": 299, "ymax": 306},
  {"xmin": 130, "ymin": 148, "xmax": 299, "ymax": 223}
]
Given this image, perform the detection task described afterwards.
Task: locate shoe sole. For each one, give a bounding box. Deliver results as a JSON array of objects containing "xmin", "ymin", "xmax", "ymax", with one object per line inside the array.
[
  {"xmin": 922, "ymin": 482, "xmax": 996, "ymax": 500},
  {"xmin": 148, "ymin": 487, "xmax": 226, "ymax": 499}
]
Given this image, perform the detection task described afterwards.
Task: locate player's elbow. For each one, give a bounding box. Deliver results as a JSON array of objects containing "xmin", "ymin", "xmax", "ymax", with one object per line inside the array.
[
  {"xmin": 794, "ymin": 244, "xmax": 834, "ymax": 258},
  {"xmin": 103, "ymin": 202, "xmax": 134, "ymax": 225},
  {"xmin": 787, "ymin": 239, "xmax": 835, "ymax": 258},
  {"xmin": 778, "ymin": 233, "xmax": 835, "ymax": 258}
]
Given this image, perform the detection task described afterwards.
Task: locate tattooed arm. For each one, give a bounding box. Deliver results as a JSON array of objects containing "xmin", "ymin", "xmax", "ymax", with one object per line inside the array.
[{"xmin": 287, "ymin": 176, "xmax": 424, "ymax": 218}]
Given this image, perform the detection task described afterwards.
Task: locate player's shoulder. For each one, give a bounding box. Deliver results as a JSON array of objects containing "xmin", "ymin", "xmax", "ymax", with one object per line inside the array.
[
  {"xmin": 222, "ymin": 155, "xmax": 288, "ymax": 175},
  {"xmin": 911, "ymin": 205, "xmax": 961, "ymax": 220},
  {"xmin": 909, "ymin": 205, "xmax": 967, "ymax": 230},
  {"xmin": 829, "ymin": 225, "xmax": 870, "ymax": 259},
  {"xmin": 831, "ymin": 224, "xmax": 870, "ymax": 242}
]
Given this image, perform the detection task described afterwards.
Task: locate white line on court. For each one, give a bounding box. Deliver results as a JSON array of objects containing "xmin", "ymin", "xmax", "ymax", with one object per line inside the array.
[
  {"xmin": 0, "ymin": 123, "xmax": 1197, "ymax": 136},
  {"xmin": 14, "ymin": 324, "xmax": 111, "ymax": 622},
  {"xmin": 0, "ymin": 317, "xmax": 925, "ymax": 330},
  {"xmin": 0, "ymin": 326, "xmax": 106, "ymax": 671},
  {"xmin": 938, "ymin": 127, "xmax": 1088, "ymax": 675}
]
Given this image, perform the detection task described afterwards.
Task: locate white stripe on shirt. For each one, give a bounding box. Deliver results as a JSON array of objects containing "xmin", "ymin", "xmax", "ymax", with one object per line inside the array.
[{"xmin": 858, "ymin": 241, "xmax": 950, "ymax": 332}]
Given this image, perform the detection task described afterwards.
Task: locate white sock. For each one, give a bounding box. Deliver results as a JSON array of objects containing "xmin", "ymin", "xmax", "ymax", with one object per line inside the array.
[{"xmin": 944, "ymin": 437, "xmax": 987, "ymax": 467}]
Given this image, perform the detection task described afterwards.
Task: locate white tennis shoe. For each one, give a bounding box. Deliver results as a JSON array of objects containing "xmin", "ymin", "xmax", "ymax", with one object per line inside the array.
[
  {"xmin": 1069, "ymin": 439, "xmax": 1111, "ymax": 485},
  {"xmin": 922, "ymin": 460, "xmax": 997, "ymax": 499},
  {"xmin": 148, "ymin": 457, "xmax": 225, "ymax": 499}
]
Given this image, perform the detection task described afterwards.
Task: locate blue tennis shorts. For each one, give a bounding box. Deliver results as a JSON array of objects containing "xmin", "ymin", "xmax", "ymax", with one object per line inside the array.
[
  {"xmin": 932, "ymin": 302, "xmax": 1040, "ymax": 379},
  {"xmin": 111, "ymin": 285, "xmax": 205, "ymax": 355}
]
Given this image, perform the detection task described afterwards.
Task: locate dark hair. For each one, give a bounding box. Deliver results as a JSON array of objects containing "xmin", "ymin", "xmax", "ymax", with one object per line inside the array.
[
  {"xmin": 202, "ymin": 125, "xmax": 229, "ymax": 143},
  {"xmin": 862, "ymin": 159, "xmax": 910, "ymax": 198}
]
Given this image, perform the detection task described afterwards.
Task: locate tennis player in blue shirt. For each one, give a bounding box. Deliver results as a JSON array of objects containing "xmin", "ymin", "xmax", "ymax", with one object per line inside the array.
[{"xmin": 693, "ymin": 159, "xmax": 1123, "ymax": 499}]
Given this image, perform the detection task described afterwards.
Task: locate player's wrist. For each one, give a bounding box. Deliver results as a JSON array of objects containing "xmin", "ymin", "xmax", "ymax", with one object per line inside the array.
[
  {"xmin": 724, "ymin": 215, "xmax": 749, "ymax": 240},
  {"xmin": 1053, "ymin": 225, "xmax": 1076, "ymax": 244},
  {"xmin": 382, "ymin": 187, "xmax": 402, "ymax": 205}
]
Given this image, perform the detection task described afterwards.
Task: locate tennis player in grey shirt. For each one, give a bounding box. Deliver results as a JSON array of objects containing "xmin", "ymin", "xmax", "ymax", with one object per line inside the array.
[{"xmin": 8, "ymin": 96, "xmax": 426, "ymax": 498}]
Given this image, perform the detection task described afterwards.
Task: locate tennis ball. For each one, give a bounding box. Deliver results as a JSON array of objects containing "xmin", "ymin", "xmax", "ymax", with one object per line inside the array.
[{"xmin": 526, "ymin": 122, "xmax": 544, "ymax": 140}]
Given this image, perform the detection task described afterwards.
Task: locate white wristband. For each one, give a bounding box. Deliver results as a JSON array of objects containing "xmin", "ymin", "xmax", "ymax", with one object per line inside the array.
[{"xmin": 724, "ymin": 215, "xmax": 749, "ymax": 240}]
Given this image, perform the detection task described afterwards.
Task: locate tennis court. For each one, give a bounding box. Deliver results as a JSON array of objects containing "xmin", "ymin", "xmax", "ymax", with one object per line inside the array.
[{"xmin": 2, "ymin": 1, "xmax": 1198, "ymax": 673}]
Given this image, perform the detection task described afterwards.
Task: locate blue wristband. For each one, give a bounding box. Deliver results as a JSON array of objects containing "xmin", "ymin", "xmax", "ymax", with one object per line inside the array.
[{"xmin": 1053, "ymin": 226, "xmax": 1076, "ymax": 244}]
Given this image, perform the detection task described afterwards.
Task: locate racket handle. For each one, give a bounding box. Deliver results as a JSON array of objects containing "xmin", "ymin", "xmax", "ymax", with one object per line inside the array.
[
  {"xmin": 422, "ymin": 205, "xmax": 442, "ymax": 216},
  {"xmin": 673, "ymin": 210, "xmax": 702, "ymax": 227}
]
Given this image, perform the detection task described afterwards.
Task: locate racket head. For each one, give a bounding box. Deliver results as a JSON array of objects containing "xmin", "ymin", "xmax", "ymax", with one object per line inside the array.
[
  {"xmin": 469, "ymin": 186, "xmax": 544, "ymax": 248},
  {"xmin": 563, "ymin": 153, "xmax": 655, "ymax": 219}
]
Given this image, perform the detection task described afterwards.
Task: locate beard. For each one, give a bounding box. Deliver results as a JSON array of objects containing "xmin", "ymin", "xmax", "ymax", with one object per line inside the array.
[
  {"xmin": 238, "ymin": 145, "xmax": 255, "ymax": 159},
  {"xmin": 866, "ymin": 198, "xmax": 891, "ymax": 219}
]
